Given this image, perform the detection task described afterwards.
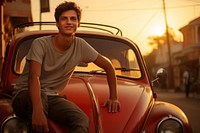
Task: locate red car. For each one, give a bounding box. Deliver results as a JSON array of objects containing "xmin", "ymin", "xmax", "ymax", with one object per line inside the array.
[{"xmin": 0, "ymin": 22, "xmax": 192, "ymax": 133}]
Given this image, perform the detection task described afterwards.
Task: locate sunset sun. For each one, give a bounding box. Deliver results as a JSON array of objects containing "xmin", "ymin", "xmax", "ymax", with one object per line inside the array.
[{"xmin": 151, "ymin": 24, "xmax": 166, "ymax": 36}]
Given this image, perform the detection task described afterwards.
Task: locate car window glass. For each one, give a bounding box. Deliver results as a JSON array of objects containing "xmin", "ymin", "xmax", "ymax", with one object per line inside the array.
[
  {"xmin": 14, "ymin": 39, "xmax": 32, "ymax": 74},
  {"xmin": 76, "ymin": 37, "xmax": 141, "ymax": 78},
  {"xmin": 14, "ymin": 36, "xmax": 141, "ymax": 79}
]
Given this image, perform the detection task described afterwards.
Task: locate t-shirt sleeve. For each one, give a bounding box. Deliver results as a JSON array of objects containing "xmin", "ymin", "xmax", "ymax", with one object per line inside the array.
[
  {"xmin": 80, "ymin": 38, "xmax": 99, "ymax": 63},
  {"xmin": 26, "ymin": 38, "xmax": 45, "ymax": 64}
]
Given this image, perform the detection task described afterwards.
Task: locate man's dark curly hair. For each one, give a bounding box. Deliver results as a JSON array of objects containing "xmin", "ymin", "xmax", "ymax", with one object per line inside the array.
[{"xmin": 54, "ymin": 1, "xmax": 82, "ymax": 22}]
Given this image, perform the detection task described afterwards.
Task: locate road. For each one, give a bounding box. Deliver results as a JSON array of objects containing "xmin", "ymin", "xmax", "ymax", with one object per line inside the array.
[{"xmin": 156, "ymin": 90, "xmax": 200, "ymax": 133}]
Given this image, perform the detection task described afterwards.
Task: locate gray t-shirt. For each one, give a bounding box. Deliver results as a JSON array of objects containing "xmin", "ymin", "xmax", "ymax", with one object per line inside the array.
[{"xmin": 15, "ymin": 35, "xmax": 98, "ymax": 95}]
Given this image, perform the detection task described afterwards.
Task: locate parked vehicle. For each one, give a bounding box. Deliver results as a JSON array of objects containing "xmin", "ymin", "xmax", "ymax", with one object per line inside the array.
[{"xmin": 0, "ymin": 22, "xmax": 192, "ymax": 133}]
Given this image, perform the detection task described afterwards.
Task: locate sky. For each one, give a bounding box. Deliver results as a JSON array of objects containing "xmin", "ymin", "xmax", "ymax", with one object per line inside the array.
[{"xmin": 30, "ymin": 0, "xmax": 200, "ymax": 55}]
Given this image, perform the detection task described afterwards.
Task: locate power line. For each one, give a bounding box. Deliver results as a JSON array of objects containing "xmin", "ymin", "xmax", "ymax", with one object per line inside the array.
[
  {"xmin": 185, "ymin": 0, "xmax": 200, "ymax": 3},
  {"xmin": 101, "ymin": 0, "xmax": 139, "ymax": 9},
  {"xmin": 134, "ymin": 10, "xmax": 159, "ymax": 39},
  {"xmin": 84, "ymin": 4, "xmax": 200, "ymax": 12}
]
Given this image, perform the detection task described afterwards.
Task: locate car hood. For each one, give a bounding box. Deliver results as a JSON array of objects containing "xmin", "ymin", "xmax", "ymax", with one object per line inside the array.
[{"xmin": 60, "ymin": 74, "xmax": 153, "ymax": 133}]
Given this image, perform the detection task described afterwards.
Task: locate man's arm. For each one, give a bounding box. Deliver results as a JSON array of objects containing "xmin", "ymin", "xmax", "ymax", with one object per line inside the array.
[
  {"xmin": 93, "ymin": 54, "xmax": 121, "ymax": 112},
  {"xmin": 29, "ymin": 60, "xmax": 49, "ymax": 133}
]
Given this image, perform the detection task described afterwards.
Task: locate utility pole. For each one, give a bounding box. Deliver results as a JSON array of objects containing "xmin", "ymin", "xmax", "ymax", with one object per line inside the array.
[
  {"xmin": 39, "ymin": 0, "xmax": 50, "ymax": 30},
  {"xmin": 39, "ymin": 0, "xmax": 42, "ymax": 30},
  {"xmin": 162, "ymin": 0, "xmax": 173, "ymax": 89}
]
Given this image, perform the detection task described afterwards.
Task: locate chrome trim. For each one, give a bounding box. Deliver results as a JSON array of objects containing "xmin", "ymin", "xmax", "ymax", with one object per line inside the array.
[
  {"xmin": 139, "ymin": 91, "xmax": 155, "ymax": 133},
  {"xmin": 0, "ymin": 116, "xmax": 28, "ymax": 133},
  {"xmin": 157, "ymin": 115, "xmax": 184, "ymax": 133},
  {"xmin": 86, "ymin": 82, "xmax": 103, "ymax": 133}
]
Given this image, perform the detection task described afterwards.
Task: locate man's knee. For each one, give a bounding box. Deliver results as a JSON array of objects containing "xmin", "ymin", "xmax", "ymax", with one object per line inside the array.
[
  {"xmin": 69, "ymin": 112, "xmax": 89, "ymax": 133},
  {"xmin": 70, "ymin": 114, "xmax": 89, "ymax": 133},
  {"xmin": 73, "ymin": 111, "xmax": 89, "ymax": 127}
]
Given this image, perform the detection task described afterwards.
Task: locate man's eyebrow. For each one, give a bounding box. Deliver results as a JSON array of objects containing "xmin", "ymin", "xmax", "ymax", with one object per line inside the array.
[{"xmin": 60, "ymin": 15, "xmax": 77, "ymax": 18}]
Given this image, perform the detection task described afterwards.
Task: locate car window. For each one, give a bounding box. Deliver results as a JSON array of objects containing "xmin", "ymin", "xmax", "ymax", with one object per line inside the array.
[
  {"xmin": 14, "ymin": 35, "xmax": 141, "ymax": 79},
  {"xmin": 14, "ymin": 39, "xmax": 32, "ymax": 74},
  {"xmin": 76, "ymin": 37, "xmax": 141, "ymax": 78}
]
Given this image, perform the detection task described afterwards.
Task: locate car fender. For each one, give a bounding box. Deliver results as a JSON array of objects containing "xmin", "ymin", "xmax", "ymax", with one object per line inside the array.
[
  {"xmin": 0, "ymin": 99, "xmax": 13, "ymax": 124},
  {"xmin": 143, "ymin": 101, "xmax": 192, "ymax": 133}
]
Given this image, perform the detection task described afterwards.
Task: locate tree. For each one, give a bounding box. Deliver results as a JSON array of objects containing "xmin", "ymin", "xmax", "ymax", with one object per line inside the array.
[
  {"xmin": 148, "ymin": 27, "xmax": 181, "ymax": 50},
  {"xmin": 144, "ymin": 27, "xmax": 182, "ymax": 88}
]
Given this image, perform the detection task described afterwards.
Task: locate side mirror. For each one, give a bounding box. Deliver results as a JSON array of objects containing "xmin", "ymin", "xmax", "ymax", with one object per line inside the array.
[
  {"xmin": 156, "ymin": 68, "xmax": 167, "ymax": 79},
  {"xmin": 152, "ymin": 68, "xmax": 167, "ymax": 87}
]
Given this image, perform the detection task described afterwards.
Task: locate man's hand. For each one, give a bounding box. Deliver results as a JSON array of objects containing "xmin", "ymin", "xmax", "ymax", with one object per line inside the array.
[
  {"xmin": 103, "ymin": 99, "xmax": 121, "ymax": 113},
  {"xmin": 32, "ymin": 108, "xmax": 49, "ymax": 133}
]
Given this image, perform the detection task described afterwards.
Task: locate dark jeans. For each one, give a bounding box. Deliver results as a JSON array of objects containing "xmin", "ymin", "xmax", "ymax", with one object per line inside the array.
[{"xmin": 12, "ymin": 90, "xmax": 89, "ymax": 133}]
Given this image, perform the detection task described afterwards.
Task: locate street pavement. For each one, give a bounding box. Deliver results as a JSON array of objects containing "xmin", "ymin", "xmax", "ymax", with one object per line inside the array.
[{"xmin": 155, "ymin": 89, "xmax": 200, "ymax": 133}]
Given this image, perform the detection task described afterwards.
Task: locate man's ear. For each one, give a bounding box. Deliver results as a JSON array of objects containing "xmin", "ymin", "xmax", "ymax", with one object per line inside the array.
[{"xmin": 56, "ymin": 22, "xmax": 59, "ymax": 29}]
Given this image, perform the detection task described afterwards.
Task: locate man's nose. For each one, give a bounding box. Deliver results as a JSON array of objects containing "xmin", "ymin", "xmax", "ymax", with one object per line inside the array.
[{"xmin": 66, "ymin": 18, "xmax": 73, "ymax": 24}]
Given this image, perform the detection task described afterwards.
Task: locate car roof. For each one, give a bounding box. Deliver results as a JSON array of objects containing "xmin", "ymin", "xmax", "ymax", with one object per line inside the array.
[
  {"xmin": 12, "ymin": 22, "xmax": 136, "ymax": 45},
  {"xmin": 13, "ymin": 22, "xmax": 123, "ymax": 36}
]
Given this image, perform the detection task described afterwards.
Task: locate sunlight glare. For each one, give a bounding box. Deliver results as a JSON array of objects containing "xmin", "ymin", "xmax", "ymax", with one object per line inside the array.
[{"xmin": 151, "ymin": 24, "xmax": 165, "ymax": 36}]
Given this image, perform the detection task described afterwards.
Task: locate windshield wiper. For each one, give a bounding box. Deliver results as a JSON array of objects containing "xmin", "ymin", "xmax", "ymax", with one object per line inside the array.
[
  {"xmin": 115, "ymin": 67, "xmax": 140, "ymax": 71},
  {"xmin": 89, "ymin": 69, "xmax": 105, "ymax": 74},
  {"xmin": 88, "ymin": 67, "xmax": 140, "ymax": 74}
]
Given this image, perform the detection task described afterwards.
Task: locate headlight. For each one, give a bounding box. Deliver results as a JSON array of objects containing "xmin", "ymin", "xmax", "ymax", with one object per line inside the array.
[
  {"xmin": 0, "ymin": 116, "xmax": 28, "ymax": 133},
  {"xmin": 157, "ymin": 115, "xmax": 184, "ymax": 133}
]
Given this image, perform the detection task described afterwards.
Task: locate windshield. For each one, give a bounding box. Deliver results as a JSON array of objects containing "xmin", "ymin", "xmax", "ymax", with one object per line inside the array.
[{"xmin": 13, "ymin": 35, "xmax": 142, "ymax": 79}]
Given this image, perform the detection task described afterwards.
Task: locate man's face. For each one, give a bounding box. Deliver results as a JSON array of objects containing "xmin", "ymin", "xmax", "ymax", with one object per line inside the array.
[{"xmin": 57, "ymin": 10, "xmax": 80, "ymax": 36}]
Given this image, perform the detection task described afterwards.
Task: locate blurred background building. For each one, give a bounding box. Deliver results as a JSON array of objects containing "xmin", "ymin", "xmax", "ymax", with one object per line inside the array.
[
  {"xmin": 0, "ymin": 0, "xmax": 32, "ymax": 77},
  {"xmin": 0, "ymin": 0, "xmax": 49, "ymax": 78},
  {"xmin": 146, "ymin": 17, "xmax": 200, "ymax": 92},
  {"xmin": 175, "ymin": 17, "xmax": 200, "ymax": 91}
]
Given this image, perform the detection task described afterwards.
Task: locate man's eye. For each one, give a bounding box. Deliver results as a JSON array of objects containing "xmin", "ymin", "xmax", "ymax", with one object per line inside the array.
[
  {"xmin": 61, "ymin": 17, "xmax": 67, "ymax": 20},
  {"xmin": 71, "ymin": 17, "xmax": 77, "ymax": 21}
]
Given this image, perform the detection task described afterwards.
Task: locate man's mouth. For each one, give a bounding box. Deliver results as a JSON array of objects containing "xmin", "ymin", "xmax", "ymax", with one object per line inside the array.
[{"xmin": 64, "ymin": 25, "xmax": 74, "ymax": 29}]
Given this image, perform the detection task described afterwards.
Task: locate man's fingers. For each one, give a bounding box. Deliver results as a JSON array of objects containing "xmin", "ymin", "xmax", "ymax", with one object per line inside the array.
[
  {"xmin": 111, "ymin": 101, "xmax": 120, "ymax": 112},
  {"xmin": 44, "ymin": 125, "xmax": 49, "ymax": 132},
  {"xmin": 103, "ymin": 99, "xmax": 121, "ymax": 113},
  {"xmin": 113, "ymin": 102, "xmax": 119, "ymax": 112}
]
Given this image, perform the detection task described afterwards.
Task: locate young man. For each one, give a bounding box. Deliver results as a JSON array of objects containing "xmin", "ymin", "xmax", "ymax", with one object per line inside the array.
[{"xmin": 12, "ymin": 1, "xmax": 120, "ymax": 133}]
